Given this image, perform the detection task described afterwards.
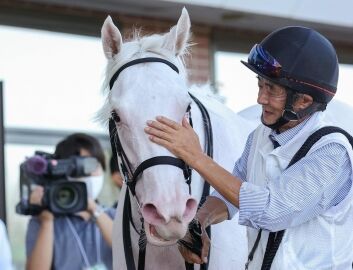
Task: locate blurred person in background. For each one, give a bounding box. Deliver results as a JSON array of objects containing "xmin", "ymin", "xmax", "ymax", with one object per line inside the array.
[
  {"xmin": 26, "ymin": 133, "xmax": 115, "ymax": 270},
  {"xmin": 110, "ymin": 155, "xmax": 123, "ymax": 190},
  {"xmin": 0, "ymin": 219, "xmax": 13, "ymax": 270}
]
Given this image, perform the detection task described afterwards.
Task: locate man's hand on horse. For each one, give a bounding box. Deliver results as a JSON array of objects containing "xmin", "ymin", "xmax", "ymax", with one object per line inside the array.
[
  {"xmin": 145, "ymin": 116, "xmax": 203, "ymax": 165},
  {"xmin": 178, "ymin": 222, "xmax": 210, "ymax": 265}
]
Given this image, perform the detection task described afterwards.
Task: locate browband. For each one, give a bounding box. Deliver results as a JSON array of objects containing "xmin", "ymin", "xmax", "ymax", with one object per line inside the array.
[{"xmin": 109, "ymin": 57, "xmax": 179, "ymax": 89}]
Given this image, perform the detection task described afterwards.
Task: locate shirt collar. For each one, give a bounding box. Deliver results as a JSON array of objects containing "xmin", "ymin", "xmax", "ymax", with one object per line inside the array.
[{"xmin": 269, "ymin": 117, "xmax": 311, "ymax": 147}]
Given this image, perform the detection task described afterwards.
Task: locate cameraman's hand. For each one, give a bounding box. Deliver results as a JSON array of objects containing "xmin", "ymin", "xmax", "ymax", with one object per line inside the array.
[
  {"xmin": 178, "ymin": 223, "xmax": 210, "ymax": 264},
  {"xmin": 87, "ymin": 198, "xmax": 97, "ymax": 213},
  {"xmin": 75, "ymin": 198, "xmax": 97, "ymax": 221},
  {"xmin": 29, "ymin": 185, "xmax": 44, "ymax": 206}
]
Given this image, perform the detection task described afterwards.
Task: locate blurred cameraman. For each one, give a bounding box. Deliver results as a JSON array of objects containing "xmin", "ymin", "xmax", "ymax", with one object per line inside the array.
[
  {"xmin": 110, "ymin": 156, "xmax": 123, "ymax": 190},
  {"xmin": 25, "ymin": 133, "xmax": 115, "ymax": 270}
]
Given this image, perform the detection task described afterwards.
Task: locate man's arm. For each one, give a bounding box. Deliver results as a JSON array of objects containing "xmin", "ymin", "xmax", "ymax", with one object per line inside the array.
[
  {"xmin": 145, "ymin": 116, "xmax": 352, "ymax": 232},
  {"xmin": 193, "ymin": 154, "xmax": 243, "ymax": 207},
  {"xmin": 26, "ymin": 211, "xmax": 54, "ymax": 270},
  {"xmin": 26, "ymin": 186, "xmax": 54, "ymax": 270},
  {"xmin": 94, "ymin": 213, "xmax": 113, "ymax": 247},
  {"xmin": 146, "ymin": 116, "xmax": 244, "ymax": 207},
  {"xmin": 88, "ymin": 200, "xmax": 113, "ymax": 247},
  {"xmin": 196, "ymin": 196, "xmax": 229, "ymax": 228}
]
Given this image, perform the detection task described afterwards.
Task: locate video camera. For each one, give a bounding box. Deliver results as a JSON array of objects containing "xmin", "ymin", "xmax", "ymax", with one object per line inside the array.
[{"xmin": 16, "ymin": 151, "xmax": 99, "ymax": 216}]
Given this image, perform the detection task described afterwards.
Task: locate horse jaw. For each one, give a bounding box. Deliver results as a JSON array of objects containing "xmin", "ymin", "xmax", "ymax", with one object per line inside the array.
[{"xmin": 144, "ymin": 220, "xmax": 188, "ymax": 247}]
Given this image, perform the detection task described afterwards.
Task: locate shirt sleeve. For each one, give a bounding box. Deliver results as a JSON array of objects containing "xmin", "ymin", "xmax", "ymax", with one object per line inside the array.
[
  {"xmin": 25, "ymin": 217, "xmax": 41, "ymax": 258},
  {"xmin": 210, "ymin": 131, "xmax": 255, "ymax": 219},
  {"xmin": 104, "ymin": 207, "xmax": 116, "ymax": 220},
  {"xmin": 238, "ymin": 142, "xmax": 352, "ymax": 231}
]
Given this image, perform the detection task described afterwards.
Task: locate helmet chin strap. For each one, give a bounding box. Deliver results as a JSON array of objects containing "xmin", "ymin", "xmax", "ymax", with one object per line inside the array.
[
  {"xmin": 261, "ymin": 90, "xmax": 327, "ymax": 131},
  {"xmin": 261, "ymin": 114, "xmax": 288, "ymax": 131}
]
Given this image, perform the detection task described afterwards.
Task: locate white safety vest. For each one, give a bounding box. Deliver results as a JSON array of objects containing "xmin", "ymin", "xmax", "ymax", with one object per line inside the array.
[{"xmin": 246, "ymin": 112, "xmax": 353, "ymax": 270}]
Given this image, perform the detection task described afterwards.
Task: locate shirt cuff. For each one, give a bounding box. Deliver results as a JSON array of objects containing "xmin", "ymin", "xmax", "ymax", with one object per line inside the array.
[
  {"xmin": 210, "ymin": 190, "xmax": 239, "ymax": 219},
  {"xmin": 238, "ymin": 182, "xmax": 269, "ymax": 229}
]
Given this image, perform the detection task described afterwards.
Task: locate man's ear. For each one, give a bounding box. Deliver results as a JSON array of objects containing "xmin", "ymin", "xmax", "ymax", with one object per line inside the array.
[{"xmin": 296, "ymin": 94, "xmax": 313, "ymax": 110}]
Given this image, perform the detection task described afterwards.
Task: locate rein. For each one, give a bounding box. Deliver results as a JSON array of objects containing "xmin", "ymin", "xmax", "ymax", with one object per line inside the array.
[{"xmin": 108, "ymin": 57, "xmax": 213, "ymax": 270}]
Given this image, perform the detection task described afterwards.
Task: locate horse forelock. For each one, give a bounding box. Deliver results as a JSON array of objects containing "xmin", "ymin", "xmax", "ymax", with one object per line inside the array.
[{"xmin": 102, "ymin": 29, "xmax": 190, "ymax": 93}]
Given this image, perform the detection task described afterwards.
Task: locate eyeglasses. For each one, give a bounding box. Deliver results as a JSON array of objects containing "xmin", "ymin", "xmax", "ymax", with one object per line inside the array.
[
  {"xmin": 248, "ymin": 44, "xmax": 283, "ymax": 78},
  {"xmin": 257, "ymin": 77, "xmax": 287, "ymax": 98}
]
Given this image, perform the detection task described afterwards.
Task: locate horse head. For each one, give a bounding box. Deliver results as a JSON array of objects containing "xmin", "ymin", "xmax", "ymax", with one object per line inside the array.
[{"xmin": 99, "ymin": 8, "xmax": 200, "ymax": 246}]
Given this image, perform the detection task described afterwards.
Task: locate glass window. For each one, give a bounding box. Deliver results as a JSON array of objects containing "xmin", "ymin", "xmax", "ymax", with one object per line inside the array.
[
  {"xmin": 0, "ymin": 25, "xmax": 106, "ymax": 132},
  {"xmin": 214, "ymin": 51, "xmax": 258, "ymax": 112}
]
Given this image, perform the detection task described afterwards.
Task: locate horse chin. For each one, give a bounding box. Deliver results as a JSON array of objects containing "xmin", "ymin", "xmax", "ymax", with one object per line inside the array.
[{"xmin": 144, "ymin": 221, "xmax": 187, "ymax": 247}]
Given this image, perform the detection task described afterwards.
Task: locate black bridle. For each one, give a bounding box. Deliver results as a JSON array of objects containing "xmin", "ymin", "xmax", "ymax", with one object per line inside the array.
[
  {"xmin": 108, "ymin": 57, "xmax": 213, "ymax": 270},
  {"xmin": 109, "ymin": 58, "xmax": 193, "ymax": 197}
]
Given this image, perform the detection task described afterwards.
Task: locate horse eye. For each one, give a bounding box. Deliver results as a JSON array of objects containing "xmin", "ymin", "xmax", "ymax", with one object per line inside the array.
[{"xmin": 111, "ymin": 111, "xmax": 121, "ymax": 123}]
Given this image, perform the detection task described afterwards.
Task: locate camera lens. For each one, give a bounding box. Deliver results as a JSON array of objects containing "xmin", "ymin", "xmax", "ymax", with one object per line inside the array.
[
  {"xmin": 53, "ymin": 185, "xmax": 78, "ymax": 210},
  {"xmin": 48, "ymin": 181, "xmax": 87, "ymax": 214}
]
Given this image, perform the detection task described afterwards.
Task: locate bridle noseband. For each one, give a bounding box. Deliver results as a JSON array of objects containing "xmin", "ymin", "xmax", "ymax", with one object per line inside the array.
[{"xmin": 108, "ymin": 57, "xmax": 212, "ymax": 270}]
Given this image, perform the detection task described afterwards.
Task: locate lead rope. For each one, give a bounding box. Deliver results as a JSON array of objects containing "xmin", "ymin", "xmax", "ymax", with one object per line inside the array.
[
  {"xmin": 193, "ymin": 93, "xmax": 213, "ymax": 270},
  {"xmin": 184, "ymin": 93, "xmax": 213, "ymax": 270}
]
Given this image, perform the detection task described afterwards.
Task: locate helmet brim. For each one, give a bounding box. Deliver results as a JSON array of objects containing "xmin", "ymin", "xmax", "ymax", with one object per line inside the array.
[
  {"xmin": 240, "ymin": 60, "xmax": 284, "ymax": 87},
  {"xmin": 240, "ymin": 60, "xmax": 334, "ymax": 103}
]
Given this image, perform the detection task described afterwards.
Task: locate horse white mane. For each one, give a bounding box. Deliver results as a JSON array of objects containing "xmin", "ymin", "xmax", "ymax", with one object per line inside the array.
[{"xmin": 102, "ymin": 30, "xmax": 190, "ymax": 88}]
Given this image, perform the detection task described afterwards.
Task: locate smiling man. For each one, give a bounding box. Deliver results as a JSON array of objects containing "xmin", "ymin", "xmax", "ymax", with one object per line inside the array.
[{"xmin": 144, "ymin": 26, "xmax": 353, "ymax": 269}]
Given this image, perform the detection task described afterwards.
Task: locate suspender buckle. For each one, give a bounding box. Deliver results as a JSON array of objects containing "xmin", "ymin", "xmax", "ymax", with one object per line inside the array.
[{"xmin": 245, "ymin": 259, "xmax": 250, "ymax": 270}]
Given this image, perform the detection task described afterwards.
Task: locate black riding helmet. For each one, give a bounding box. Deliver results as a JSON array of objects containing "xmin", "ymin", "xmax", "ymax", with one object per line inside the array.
[{"xmin": 242, "ymin": 26, "xmax": 339, "ymax": 129}]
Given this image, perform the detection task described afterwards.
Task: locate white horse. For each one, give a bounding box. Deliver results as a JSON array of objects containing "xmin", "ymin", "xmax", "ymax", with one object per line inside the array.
[{"xmin": 99, "ymin": 8, "xmax": 256, "ymax": 270}]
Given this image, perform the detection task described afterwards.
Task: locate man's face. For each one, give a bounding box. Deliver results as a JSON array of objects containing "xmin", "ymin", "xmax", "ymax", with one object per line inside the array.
[{"xmin": 257, "ymin": 76, "xmax": 287, "ymax": 126}]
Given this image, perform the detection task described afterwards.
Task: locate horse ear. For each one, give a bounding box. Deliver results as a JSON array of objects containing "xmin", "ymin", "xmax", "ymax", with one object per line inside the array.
[
  {"xmin": 101, "ymin": 16, "xmax": 123, "ymax": 59},
  {"xmin": 163, "ymin": 7, "xmax": 191, "ymax": 56}
]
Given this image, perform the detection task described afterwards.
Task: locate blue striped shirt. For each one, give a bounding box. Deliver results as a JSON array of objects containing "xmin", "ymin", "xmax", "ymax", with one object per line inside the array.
[{"xmin": 212, "ymin": 119, "xmax": 352, "ymax": 231}]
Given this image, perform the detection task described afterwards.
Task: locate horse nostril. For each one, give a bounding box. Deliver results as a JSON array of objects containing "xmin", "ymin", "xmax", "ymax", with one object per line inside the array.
[
  {"xmin": 183, "ymin": 198, "xmax": 198, "ymax": 222},
  {"xmin": 142, "ymin": 203, "xmax": 166, "ymax": 225}
]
